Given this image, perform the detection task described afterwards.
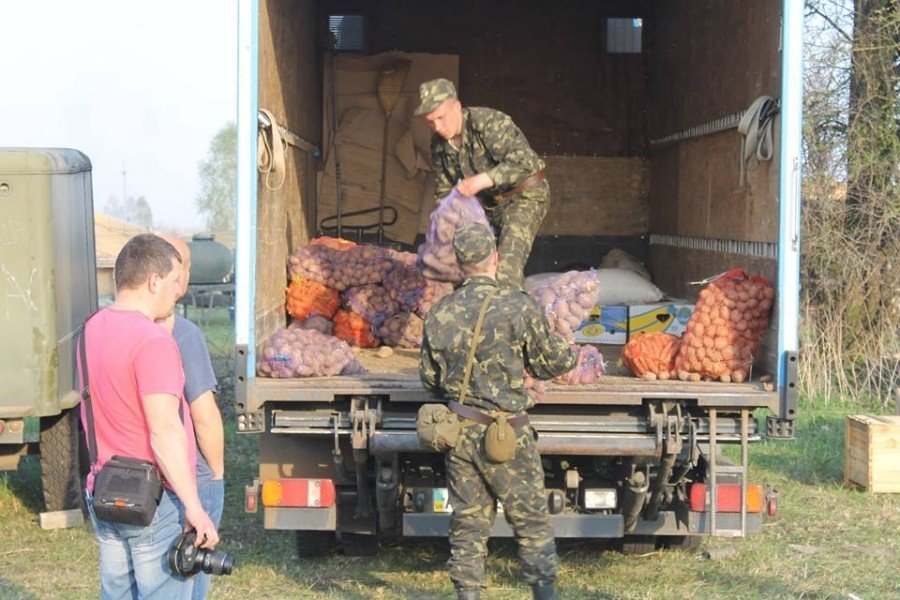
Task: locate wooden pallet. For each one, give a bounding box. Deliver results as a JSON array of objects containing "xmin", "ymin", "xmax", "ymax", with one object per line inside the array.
[{"xmin": 844, "ymin": 415, "xmax": 900, "ymax": 493}]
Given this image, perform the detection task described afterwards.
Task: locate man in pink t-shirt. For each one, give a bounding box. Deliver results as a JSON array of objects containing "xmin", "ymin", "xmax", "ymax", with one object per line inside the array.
[{"xmin": 81, "ymin": 233, "xmax": 218, "ymax": 600}]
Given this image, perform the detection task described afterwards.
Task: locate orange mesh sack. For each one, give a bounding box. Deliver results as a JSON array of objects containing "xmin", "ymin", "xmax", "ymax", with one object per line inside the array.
[
  {"xmin": 674, "ymin": 270, "xmax": 775, "ymax": 383},
  {"xmin": 309, "ymin": 236, "xmax": 357, "ymax": 251},
  {"xmin": 333, "ymin": 309, "xmax": 380, "ymax": 348},
  {"xmin": 622, "ymin": 332, "xmax": 681, "ymax": 380},
  {"xmin": 286, "ymin": 279, "xmax": 340, "ymax": 321}
]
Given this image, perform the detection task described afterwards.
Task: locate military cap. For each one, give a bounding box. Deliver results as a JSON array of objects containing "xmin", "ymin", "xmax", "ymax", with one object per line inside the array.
[
  {"xmin": 414, "ymin": 78, "xmax": 457, "ymax": 116},
  {"xmin": 453, "ymin": 223, "xmax": 496, "ymax": 265}
]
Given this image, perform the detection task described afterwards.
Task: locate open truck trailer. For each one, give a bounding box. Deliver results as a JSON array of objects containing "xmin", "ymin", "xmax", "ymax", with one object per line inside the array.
[{"xmin": 234, "ymin": 0, "xmax": 802, "ymax": 556}]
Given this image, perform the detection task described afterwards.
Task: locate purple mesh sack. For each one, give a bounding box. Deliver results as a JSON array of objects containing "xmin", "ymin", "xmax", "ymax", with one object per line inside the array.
[
  {"xmin": 383, "ymin": 262, "xmax": 426, "ymax": 311},
  {"xmin": 554, "ymin": 344, "xmax": 605, "ymax": 385},
  {"xmin": 341, "ymin": 284, "xmax": 400, "ymax": 327},
  {"xmin": 256, "ymin": 328, "xmax": 365, "ymax": 378},
  {"xmin": 416, "ymin": 279, "xmax": 454, "ymax": 317},
  {"xmin": 288, "ymin": 314, "xmax": 333, "ymax": 336},
  {"xmin": 287, "ymin": 244, "xmax": 393, "ymax": 291},
  {"xmin": 530, "ymin": 270, "xmax": 599, "ymax": 342},
  {"xmin": 376, "ymin": 312, "xmax": 424, "ymax": 348},
  {"xmin": 417, "ymin": 190, "xmax": 493, "ymax": 282}
]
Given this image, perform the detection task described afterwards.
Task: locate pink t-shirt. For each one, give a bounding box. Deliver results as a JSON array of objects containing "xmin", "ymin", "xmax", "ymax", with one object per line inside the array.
[{"xmin": 80, "ymin": 308, "xmax": 196, "ymax": 492}]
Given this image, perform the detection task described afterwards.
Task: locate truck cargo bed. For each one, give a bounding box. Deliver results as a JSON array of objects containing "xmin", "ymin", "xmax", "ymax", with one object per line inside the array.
[{"xmin": 251, "ymin": 345, "xmax": 778, "ymax": 410}]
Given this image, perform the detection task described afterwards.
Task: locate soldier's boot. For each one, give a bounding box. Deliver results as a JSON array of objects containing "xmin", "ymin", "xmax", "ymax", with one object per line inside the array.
[
  {"xmin": 531, "ymin": 582, "xmax": 556, "ymax": 600},
  {"xmin": 456, "ymin": 589, "xmax": 480, "ymax": 600}
]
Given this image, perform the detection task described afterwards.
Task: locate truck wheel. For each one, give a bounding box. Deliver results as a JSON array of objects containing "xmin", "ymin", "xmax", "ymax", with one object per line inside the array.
[
  {"xmin": 340, "ymin": 532, "xmax": 378, "ymax": 557},
  {"xmin": 619, "ymin": 535, "xmax": 658, "ymax": 555},
  {"xmin": 40, "ymin": 408, "xmax": 86, "ymax": 513},
  {"xmin": 295, "ymin": 530, "xmax": 336, "ymax": 558}
]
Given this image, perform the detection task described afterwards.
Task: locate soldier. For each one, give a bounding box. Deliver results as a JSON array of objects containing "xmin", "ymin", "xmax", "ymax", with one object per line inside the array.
[
  {"xmin": 416, "ymin": 78, "xmax": 549, "ymax": 289},
  {"xmin": 420, "ymin": 223, "xmax": 576, "ymax": 600}
]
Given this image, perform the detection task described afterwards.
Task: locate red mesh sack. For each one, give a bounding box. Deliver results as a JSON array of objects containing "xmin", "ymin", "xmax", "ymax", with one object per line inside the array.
[
  {"xmin": 622, "ymin": 332, "xmax": 681, "ymax": 380},
  {"xmin": 286, "ymin": 279, "xmax": 340, "ymax": 321},
  {"xmin": 674, "ymin": 270, "xmax": 775, "ymax": 382},
  {"xmin": 333, "ymin": 309, "xmax": 380, "ymax": 348}
]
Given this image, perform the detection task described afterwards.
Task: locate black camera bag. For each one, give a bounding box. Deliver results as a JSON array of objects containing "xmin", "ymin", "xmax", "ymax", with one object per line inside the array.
[{"xmin": 92, "ymin": 455, "xmax": 163, "ymax": 526}]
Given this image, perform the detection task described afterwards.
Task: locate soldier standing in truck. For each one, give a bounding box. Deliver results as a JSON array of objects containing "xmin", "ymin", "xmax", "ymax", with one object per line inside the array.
[
  {"xmin": 420, "ymin": 223, "xmax": 576, "ymax": 600},
  {"xmin": 416, "ymin": 78, "xmax": 549, "ymax": 289}
]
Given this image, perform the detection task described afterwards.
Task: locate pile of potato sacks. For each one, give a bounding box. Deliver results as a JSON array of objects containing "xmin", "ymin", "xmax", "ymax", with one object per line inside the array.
[
  {"xmin": 622, "ymin": 270, "xmax": 775, "ymax": 383},
  {"xmin": 258, "ymin": 238, "xmax": 453, "ymax": 378}
]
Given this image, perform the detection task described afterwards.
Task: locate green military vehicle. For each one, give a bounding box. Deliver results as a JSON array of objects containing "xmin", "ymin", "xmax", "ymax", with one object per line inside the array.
[{"xmin": 0, "ymin": 148, "xmax": 97, "ymax": 512}]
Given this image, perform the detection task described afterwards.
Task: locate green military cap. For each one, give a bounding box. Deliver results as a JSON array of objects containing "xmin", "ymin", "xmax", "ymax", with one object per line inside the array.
[
  {"xmin": 453, "ymin": 223, "xmax": 496, "ymax": 265},
  {"xmin": 414, "ymin": 78, "xmax": 457, "ymax": 116}
]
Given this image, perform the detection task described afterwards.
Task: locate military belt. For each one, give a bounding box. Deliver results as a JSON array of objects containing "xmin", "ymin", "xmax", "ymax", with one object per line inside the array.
[
  {"xmin": 494, "ymin": 169, "xmax": 546, "ymax": 202},
  {"xmin": 448, "ymin": 401, "xmax": 530, "ymax": 428}
]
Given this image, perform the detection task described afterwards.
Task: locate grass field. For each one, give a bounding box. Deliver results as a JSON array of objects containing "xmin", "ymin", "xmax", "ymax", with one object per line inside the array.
[{"xmin": 1, "ymin": 308, "xmax": 897, "ymax": 599}]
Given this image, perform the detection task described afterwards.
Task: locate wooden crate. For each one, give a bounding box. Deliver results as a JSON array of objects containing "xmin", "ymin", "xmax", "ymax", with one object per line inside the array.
[{"xmin": 844, "ymin": 415, "xmax": 900, "ymax": 493}]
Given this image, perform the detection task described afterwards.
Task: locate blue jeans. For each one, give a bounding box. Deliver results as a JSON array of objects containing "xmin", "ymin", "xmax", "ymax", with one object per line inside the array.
[
  {"xmin": 191, "ymin": 478, "xmax": 224, "ymax": 600},
  {"xmin": 86, "ymin": 488, "xmax": 193, "ymax": 600}
]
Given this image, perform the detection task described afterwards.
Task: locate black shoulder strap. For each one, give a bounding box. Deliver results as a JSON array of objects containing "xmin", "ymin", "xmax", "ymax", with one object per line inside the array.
[{"xmin": 77, "ymin": 313, "xmax": 184, "ymax": 470}]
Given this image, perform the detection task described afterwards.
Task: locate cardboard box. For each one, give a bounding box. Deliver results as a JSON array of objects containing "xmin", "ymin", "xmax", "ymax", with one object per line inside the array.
[
  {"xmin": 573, "ymin": 305, "xmax": 628, "ymax": 344},
  {"xmin": 628, "ymin": 301, "xmax": 695, "ymax": 337},
  {"xmin": 845, "ymin": 415, "xmax": 900, "ymax": 493}
]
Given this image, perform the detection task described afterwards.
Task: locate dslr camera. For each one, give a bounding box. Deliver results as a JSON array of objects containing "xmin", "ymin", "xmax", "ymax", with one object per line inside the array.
[{"xmin": 167, "ymin": 531, "xmax": 235, "ymax": 577}]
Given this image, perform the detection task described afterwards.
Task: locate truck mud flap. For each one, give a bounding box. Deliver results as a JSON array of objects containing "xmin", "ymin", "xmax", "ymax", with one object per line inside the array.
[{"xmin": 403, "ymin": 513, "xmax": 625, "ymax": 538}]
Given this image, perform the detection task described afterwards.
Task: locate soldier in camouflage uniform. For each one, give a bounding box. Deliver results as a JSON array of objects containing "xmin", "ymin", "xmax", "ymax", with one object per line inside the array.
[
  {"xmin": 420, "ymin": 223, "xmax": 576, "ymax": 600},
  {"xmin": 415, "ymin": 78, "xmax": 550, "ymax": 289}
]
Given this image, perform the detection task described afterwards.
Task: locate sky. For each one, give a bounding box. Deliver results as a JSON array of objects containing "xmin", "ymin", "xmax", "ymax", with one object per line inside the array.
[{"xmin": 0, "ymin": 1, "xmax": 238, "ymax": 231}]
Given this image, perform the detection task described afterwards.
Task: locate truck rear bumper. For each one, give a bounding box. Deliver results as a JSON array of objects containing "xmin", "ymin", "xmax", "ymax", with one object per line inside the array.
[{"xmin": 402, "ymin": 511, "xmax": 762, "ymax": 538}]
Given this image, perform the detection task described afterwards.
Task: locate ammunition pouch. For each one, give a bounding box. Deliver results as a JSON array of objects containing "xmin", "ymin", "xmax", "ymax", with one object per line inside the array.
[{"xmin": 416, "ymin": 404, "xmax": 461, "ymax": 452}]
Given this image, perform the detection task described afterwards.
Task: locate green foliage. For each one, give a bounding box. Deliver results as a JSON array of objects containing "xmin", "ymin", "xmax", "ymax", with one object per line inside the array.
[
  {"xmin": 103, "ymin": 194, "xmax": 154, "ymax": 228},
  {"xmin": 196, "ymin": 122, "xmax": 237, "ymax": 231}
]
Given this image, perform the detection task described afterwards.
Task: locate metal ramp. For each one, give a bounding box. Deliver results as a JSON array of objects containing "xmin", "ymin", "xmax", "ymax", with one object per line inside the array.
[{"xmin": 708, "ymin": 408, "xmax": 750, "ymax": 537}]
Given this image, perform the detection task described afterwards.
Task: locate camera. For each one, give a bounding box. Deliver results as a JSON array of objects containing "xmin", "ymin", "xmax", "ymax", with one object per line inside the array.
[{"xmin": 167, "ymin": 531, "xmax": 235, "ymax": 577}]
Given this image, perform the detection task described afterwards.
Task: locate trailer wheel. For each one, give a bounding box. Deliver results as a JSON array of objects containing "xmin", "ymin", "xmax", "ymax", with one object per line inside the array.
[
  {"xmin": 295, "ymin": 530, "xmax": 336, "ymax": 558},
  {"xmin": 618, "ymin": 535, "xmax": 658, "ymax": 555},
  {"xmin": 340, "ymin": 532, "xmax": 378, "ymax": 557},
  {"xmin": 661, "ymin": 535, "xmax": 702, "ymax": 551},
  {"xmin": 39, "ymin": 408, "xmax": 86, "ymax": 513}
]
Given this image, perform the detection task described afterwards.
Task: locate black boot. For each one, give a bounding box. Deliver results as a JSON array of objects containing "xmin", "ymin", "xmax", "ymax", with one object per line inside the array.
[
  {"xmin": 457, "ymin": 589, "xmax": 480, "ymax": 600},
  {"xmin": 532, "ymin": 581, "xmax": 556, "ymax": 600}
]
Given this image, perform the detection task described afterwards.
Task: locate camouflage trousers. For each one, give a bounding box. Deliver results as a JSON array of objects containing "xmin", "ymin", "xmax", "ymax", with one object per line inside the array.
[
  {"xmin": 446, "ymin": 421, "xmax": 557, "ymax": 591},
  {"xmin": 483, "ymin": 181, "xmax": 550, "ymax": 289}
]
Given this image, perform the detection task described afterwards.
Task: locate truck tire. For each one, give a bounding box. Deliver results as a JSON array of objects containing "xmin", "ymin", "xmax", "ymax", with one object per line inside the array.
[
  {"xmin": 39, "ymin": 408, "xmax": 86, "ymax": 513},
  {"xmin": 295, "ymin": 530, "xmax": 336, "ymax": 558},
  {"xmin": 618, "ymin": 535, "xmax": 658, "ymax": 555},
  {"xmin": 661, "ymin": 535, "xmax": 702, "ymax": 551}
]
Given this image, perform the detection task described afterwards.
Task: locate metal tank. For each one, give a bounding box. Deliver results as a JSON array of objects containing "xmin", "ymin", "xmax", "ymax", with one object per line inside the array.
[{"xmin": 188, "ymin": 234, "xmax": 234, "ymax": 284}]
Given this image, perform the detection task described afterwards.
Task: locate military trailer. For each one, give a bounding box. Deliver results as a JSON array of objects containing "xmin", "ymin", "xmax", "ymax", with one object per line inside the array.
[
  {"xmin": 0, "ymin": 148, "xmax": 97, "ymax": 512},
  {"xmin": 234, "ymin": 0, "xmax": 802, "ymax": 556}
]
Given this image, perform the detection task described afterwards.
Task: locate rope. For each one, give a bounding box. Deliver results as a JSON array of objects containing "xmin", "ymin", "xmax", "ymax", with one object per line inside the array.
[
  {"xmin": 738, "ymin": 96, "xmax": 777, "ymax": 186},
  {"xmin": 257, "ymin": 108, "xmax": 287, "ymax": 191}
]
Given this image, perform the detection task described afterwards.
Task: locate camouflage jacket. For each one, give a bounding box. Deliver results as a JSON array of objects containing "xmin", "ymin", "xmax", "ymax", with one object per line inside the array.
[
  {"xmin": 420, "ymin": 276, "xmax": 576, "ymax": 413},
  {"xmin": 432, "ymin": 107, "xmax": 545, "ymax": 203}
]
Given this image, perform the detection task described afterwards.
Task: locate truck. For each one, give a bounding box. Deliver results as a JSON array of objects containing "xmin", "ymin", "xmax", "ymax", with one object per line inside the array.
[
  {"xmin": 234, "ymin": 0, "xmax": 802, "ymax": 557},
  {"xmin": 0, "ymin": 148, "xmax": 97, "ymax": 513}
]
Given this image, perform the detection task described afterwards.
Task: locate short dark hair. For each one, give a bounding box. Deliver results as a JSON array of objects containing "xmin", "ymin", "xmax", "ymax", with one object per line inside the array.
[{"xmin": 114, "ymin": 234, "xmax": 182, "ymax": 291}]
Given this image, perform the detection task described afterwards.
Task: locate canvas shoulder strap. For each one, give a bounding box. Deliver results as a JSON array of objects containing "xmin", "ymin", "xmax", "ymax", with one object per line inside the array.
[{"xmin": 458, "ymin": 289, "xmax": 497, "ymax": 406}]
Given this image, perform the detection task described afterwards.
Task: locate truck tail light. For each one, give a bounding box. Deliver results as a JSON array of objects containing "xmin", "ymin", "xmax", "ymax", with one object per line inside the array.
[
  {"xmin": 689, "ymin": 483, "xmax": 765, "ymax": 513},
  {"xmin": 261, "ymin": 478, "xmax": 336, "ymax": 508}
]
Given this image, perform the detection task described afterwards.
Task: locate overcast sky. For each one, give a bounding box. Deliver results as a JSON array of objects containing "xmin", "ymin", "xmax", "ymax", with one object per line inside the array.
[{"xmin": 0, "ymin": 1, "xmax": 237, "ymax": 230}]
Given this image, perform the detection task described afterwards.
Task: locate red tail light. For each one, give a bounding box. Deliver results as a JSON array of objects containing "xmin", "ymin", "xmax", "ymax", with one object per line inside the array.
[
  {"xmin": 261, "ymin": 478, "xmax": 336, "ymax": 508},
  {"xmin": 689, "ymin": 483, "xmax": 765, "ymax": 513}
]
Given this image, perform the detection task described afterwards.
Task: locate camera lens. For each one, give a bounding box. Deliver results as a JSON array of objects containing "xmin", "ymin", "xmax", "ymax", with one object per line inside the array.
[{"xmin": 200, "ymin": 548, "xmax": 235, "ymax": 576}]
